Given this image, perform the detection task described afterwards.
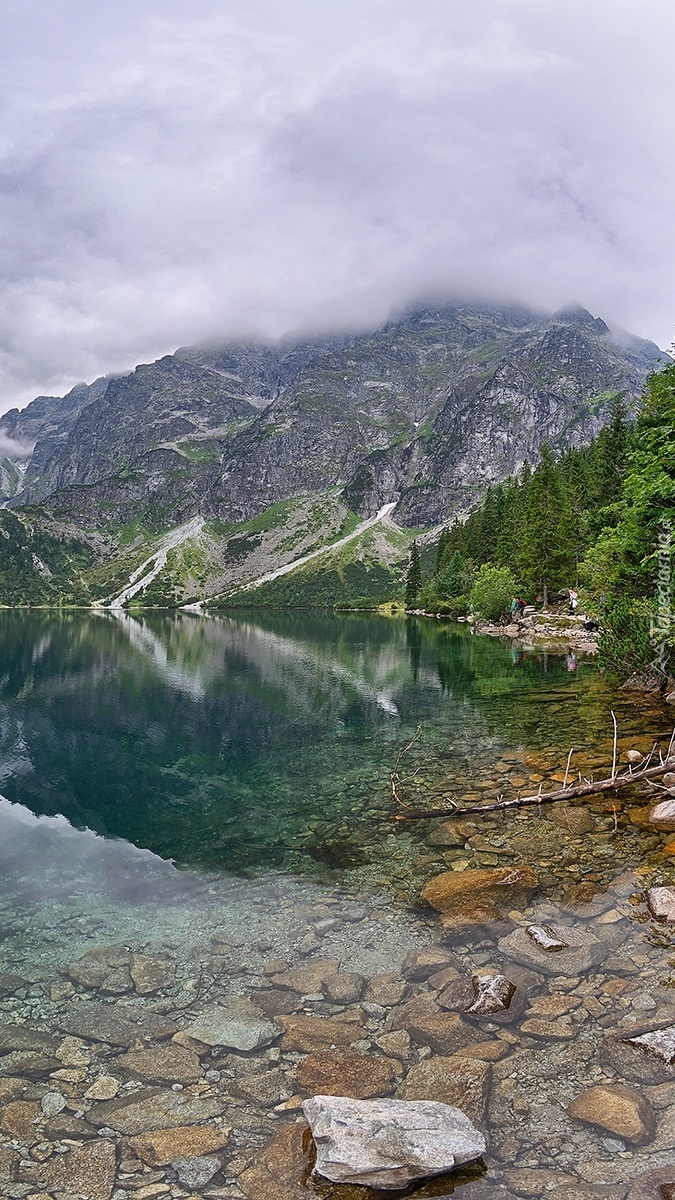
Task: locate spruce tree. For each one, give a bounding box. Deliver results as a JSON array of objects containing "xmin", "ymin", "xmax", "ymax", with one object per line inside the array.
[
  {"xmin": 405, "ymin": 541, "xmax": 422, "ymax": 608},
  {"xmin": 518, "ymin": 444, "xmax": 575, "ymax": 606}
]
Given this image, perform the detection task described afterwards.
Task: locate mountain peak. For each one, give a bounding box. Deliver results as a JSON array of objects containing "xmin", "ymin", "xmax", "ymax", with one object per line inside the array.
[{"xmin": 552, "ymin": 303, "xmax": 609, "ymax": 334}]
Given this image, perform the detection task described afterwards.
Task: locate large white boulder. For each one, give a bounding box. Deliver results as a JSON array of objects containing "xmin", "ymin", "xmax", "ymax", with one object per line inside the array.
[{"xmin": 303, "ymin": 1094, "xmax": 486, "ymax": 1189}]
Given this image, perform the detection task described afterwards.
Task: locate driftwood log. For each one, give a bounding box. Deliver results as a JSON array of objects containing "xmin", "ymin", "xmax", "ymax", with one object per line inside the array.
[{"xmin": 392, "ymin": 750, "xmax": 675, "ymax": 822}]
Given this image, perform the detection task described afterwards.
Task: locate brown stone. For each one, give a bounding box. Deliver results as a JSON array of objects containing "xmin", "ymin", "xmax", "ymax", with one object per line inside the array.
[
  {"xmin": 0, "ymin": 974, "xmax": 26, "ymax": 996},
  {"xmin": 0, "ymin": 1145, "xmax": 19, "ymax": 1181},
  {"xmin": 456, "ymin": 1039, "xmax": 511, "ymax": 1062},
  {"xmin": 389, "ymin": 995, "xmax": 476, "ymax": 1055},
  {"xmin": 128, "ymin": 1123, "xmax": 230, "ymax": 1166},
  {"xmin": 116, "ymin": 1043, "xmax": 202, "ymax": 1085},
  {"xmin": 374, "ymin": 1030, "xmax": 413, "ymax": 1060},
  {"xmin": 297, "ymin": 1051, "xmax": 399, "ymax": 1099},
  {"xmin": 253, "ymin": 987, "xmax": 302, "ymax": 1019},
  {"xmin": 439, "ymin": 903, "xmax": 514, "ymax": 933},
  {"xmin": 400, "ymin": 947, "xmax": 459, "ymax": 980},
  {"xmin": 0, "ymin": 1050, "xmax": 58, "ymax": 1078},
  {"xmin": 428, "ymin": 818, "xmax": 477, "ymax": 846},
  {"xmin": 521, "ymin": 1017, "xmax": 575, "ymax": 1041},
  {"xmin": 396, "ymin": 1054, "xmax": 492, "ymax": 1124},
  {"xmin": 66, "ymin": 944, "xmax": 133, "ymax": 993},
  {"xmin": 129, "ymin": 953, "xmax": 176, "ymax": 995},
  {"xmin": 526, "ymin": 994, "xmax": 582, "ymax": 1018},
  {"xmin": 0, "ymin": 1078, "xmax": 26, "ymax": 1104},
  {"xmin": 422, "ymin": 866, "xmax": 537, "ymax": 914},
  {"xmin": 427, "ymin": 966, "xmax": 463, "ymax": 990},
  {"xmin": 0, "ymin": 1099, "xmax": 41, "ymax": 1139},
  {"xmin": 84, "ymin": 1075, "xmax": 121, "ymax": 1100},
  {"xmin": 363, "ymin": 974, "xmax": 407, "ymax": 1007},
  {"xmin": 546, "ymin": 805, "xmax": 596, "ymax": 835},
  {"xmin": 503, "ymin": 1168, "xmax": 578, "ymax": 1196},
  {"xmin": 436, "ymin": 977, "xmax": 475, "ymax": 1011},
  {"xmin": 324, "ymin": 971, "xmax": 365, "ymax": 1004},
  {"xmin": 567, "ymin": 1083, "xmax": 656, "ymax": 1145},
  {"xmin": 279, "ymin": 1014, "xmax": 363, "ymax": 1052},
  {"xmin": 39, "ymin": 1139, "xmax": 116, "ymax": 1200},
  {"xmin": 0, "ymin": 1026, "xmax": 56, "ymax": 1054},
  {"xmin": 239, "ymin": 1122, "xmax": 311, "ymax": 1200},
  {"xmin": 271, "ymin": 959, "xmax": 339, "ymax": 994}
]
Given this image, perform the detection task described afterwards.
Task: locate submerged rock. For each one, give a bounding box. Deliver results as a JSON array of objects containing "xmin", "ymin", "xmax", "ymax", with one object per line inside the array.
[
  {"xmin": 421, "ymin": 866, "xmax": 537, "ymax": 915},
  {"xmin": 38, "ymin": 1139, "xmax": 116, "ymax": 1200},
  {"xmin": 173, "ymin": 1154, "xmax": 221, "ymax": 1189},
  {"xmin": 186, "ymin": 998, "xmax": 280, "ymax": 1052},
  {"xmin": 465, "ymin": 974, "xmax": 516, "ymax": 1016},
  {"xmin": 303, "ymin": 1094, "xmax": 486, "ymax": 1189},
  {"xmin": 128, "ymin": 1124, "xmax": 230, "ymax": 1166},
  {"xmin": 297, "ymin": 1050, "xmax": 399, "ymax": 1099},
  {"xmin": 499, "ymin": 923, "xmax": 606, "ymax": 976},
  {"xmin": 396, "ymin": 1055, "xmax": 492, "ymax": 1124},
  {"xmin": 646, "ymin": 887, "xmax": 675, "ymax": 923},
  {"xmin": 566, "ymin": 1082, "xmax": 655, "ymax": 1145},
  {"xmin": 57, "ymin": 1002, "xmax": 177, "ymax": 1047},
  {"xmin": 526, "ymin": 924, "xmax": 568, "ymax": 951},
  {"xmin": 649, "ymin": 799, "xmax": 675, "ymax": 831},
  {"xmin": 66, "ymin": 944, "xmax": 133, "ymax": 994},
  {"xmin": 129, "ymin": 952, "xmax": 176, "ymax": 994},
  {"xmin": 628, "ymin": 1023, "xmax": 675, "ymax": 1065}
]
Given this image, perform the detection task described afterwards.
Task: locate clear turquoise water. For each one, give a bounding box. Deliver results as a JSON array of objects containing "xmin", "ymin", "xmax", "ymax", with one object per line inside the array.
[
  {"xmin": 0, "ymin": 610, "xmax": 602, "ymax": 878},
  {"xmin": 2, "ymin": 611, "xmax": 675, "ymax": 1195}
]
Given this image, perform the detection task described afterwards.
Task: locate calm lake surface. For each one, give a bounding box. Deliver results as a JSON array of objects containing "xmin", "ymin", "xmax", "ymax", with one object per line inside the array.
[{"xmin": 1, "ymin": 611, "xmax": 674, "ymax": 1198}]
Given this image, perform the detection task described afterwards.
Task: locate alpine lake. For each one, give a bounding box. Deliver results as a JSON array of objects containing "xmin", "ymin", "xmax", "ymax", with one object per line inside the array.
[{"xmin": 1, "ymin": 610, "xmax": 674, "ymax": 1200}]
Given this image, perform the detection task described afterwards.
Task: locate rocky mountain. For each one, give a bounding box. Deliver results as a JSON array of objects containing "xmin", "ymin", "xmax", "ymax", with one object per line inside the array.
[{"xmin": 0, "ymin": 299, "xmax": 667, "ymax": 606}]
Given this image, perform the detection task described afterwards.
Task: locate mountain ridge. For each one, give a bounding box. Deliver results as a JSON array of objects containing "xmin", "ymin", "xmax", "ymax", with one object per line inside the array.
[{"xmin": 0, "ymin": 298, "xmax": 668, "ymax": 607}]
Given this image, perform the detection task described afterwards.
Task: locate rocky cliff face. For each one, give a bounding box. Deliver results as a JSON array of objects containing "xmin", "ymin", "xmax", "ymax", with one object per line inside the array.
[{"xmin": 1, "ymin": 300, "xmax": 667, "ymax": 539}]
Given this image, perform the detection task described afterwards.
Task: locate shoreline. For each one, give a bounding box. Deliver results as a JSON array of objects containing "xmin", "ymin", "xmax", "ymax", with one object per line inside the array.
[{"xmin": 406, "ymin": 608, "xmax": 599, "ymax": 653}]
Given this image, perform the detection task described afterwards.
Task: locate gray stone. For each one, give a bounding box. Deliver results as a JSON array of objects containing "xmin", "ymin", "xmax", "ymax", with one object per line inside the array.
[
  {"xmin": 57, "ymin": 1002, "xmax": 177, "ymax": 1047},
  {"xmin": 172, "ymin": 1154, "xmax": 221, "ymax": 1189},
  {"xmin": 186, "ymin": 998, "xmax": 280, "ymax": 1052},
  {"xmin": 0, "ymin": 1025, "xmax": 57, "ymax": 1054},
  {"xmin": 86, "ymin": 1086, "xmax": 226, "ymax": 1134},
  {"xmin": 303, "ymin": 1094, "xmax": 486, "ymax": 1189},
  {"xmin": 647, "ymin": 888, "xmax": 675, "ymax": 923},
  {"xmin": 40, "ymin": 1091, "xmax": 66, "ymax": 1117},
  {"xmin": 498, "ymin": 923, "xmax": 606, "ymax": 976}
]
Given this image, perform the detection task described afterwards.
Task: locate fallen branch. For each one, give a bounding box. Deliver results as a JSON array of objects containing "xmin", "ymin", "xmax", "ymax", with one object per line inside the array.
[{"xmin": 393, "ymin": 751, "xmax": 675, "ymax": 822}]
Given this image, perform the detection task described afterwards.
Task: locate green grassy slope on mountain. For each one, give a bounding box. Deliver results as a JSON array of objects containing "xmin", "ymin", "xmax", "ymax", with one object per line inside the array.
[{"xmin": 215, "ymin": 522, "xmax": 411, "ymax": 610}]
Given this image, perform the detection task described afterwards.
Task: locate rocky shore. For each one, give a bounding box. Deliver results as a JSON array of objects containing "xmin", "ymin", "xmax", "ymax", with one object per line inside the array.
[
  {"xmin": 2, "ymin": 856, "xmax": 675, "ymax": 1200},
  {"xmin": 475, "ymin": 611, "xmax": 599, "ymax": 654}
]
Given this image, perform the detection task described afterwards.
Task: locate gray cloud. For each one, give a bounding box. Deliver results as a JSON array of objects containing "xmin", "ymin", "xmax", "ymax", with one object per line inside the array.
[{"xmin": 0, "ymin": 0, "xmax": 674, "ymax": 411}]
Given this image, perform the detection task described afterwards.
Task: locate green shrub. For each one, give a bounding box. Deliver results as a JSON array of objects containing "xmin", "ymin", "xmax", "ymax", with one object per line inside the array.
[
  {"xmin": 469, "ymin": 565, "xmax": 517, "ymax": 622},
  {"xmin": 598, "ymin": 597, "xmax": 665, "ymax": 679}
]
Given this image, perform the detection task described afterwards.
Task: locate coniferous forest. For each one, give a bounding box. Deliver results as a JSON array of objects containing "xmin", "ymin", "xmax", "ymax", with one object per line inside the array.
[{"xmin": 409, "ymin": 362, "xmax": 675, "ymax": 682}]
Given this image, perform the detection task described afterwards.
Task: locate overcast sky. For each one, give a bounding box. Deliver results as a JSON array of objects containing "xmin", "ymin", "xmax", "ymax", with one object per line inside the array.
[{"xmin": 0, "ymin": 0, "xmax": 674, "ymax": 412}]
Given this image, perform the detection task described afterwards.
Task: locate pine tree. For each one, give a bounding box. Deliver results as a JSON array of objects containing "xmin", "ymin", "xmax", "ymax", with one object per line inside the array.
[{"xmin": 405, "ymin": 541, "xmax": 422, "ymax": 608}]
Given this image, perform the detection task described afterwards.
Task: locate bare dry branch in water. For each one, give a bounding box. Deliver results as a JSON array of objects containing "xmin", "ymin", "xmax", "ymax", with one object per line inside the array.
[{"xmin": 391, "ymin": 727, "xmax": 675, "ymax": 822}]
